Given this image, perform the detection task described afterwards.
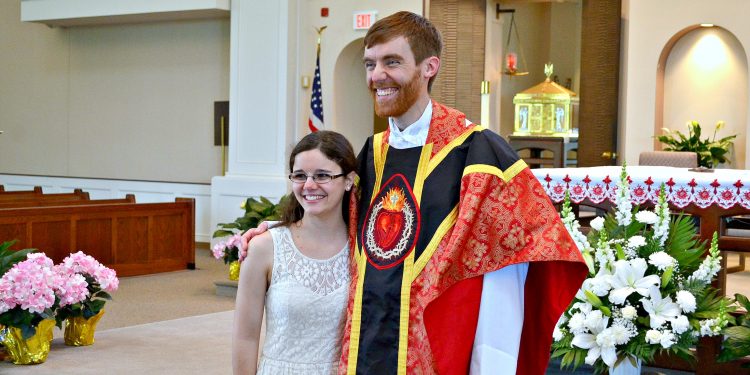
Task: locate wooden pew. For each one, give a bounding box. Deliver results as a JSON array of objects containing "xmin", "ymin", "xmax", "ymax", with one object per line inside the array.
[
  {"xmin": 0, "ymin": 186, "xmax": 43, "ymax": 195},
  {"xmin": 0, "ymin": 194, "xmax": 135, "ymax": 209},
  {"xmin": 0, "ymin": 188, "xmax": 88, "ymax": 202},
  {"xmin": 0, "ymin": 198, "xmax": 195, "ymax": 277}
]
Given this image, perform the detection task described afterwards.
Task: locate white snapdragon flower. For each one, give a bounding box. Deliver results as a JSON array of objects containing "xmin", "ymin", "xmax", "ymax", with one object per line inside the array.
[
  {"xmin": 688, "ymin": 238, "xmax": 722, "ymax": 285},
  {"xmin": 590, "ymin": 217, "xmax": 605, "ymax": 231},
  {"xmin": 660, "ymin": 330, "xmax": 677, "ymax": 348},
  {"xmin": 641, "ymin": 286, "xmax": 681, "ymax": 329},
  {"xmin": 553, "ymin": 314, "xmax": 568, "ymax": 341},
  {"xmin": 700, "ymin": 319, "xmax": 722, "ymax": 336},
  {"xmin": 627, "ymin": 235, "xmax": 647, "ymax": 249},
  {"xmin": 553, "ymin": 325, "xmax": 565, "ymax": 341},
  {"xmin": 594, "ymin": 243, "xmax": 616, "ymax": 269},
  {"xmin": 671, "ymin": 315, "xmax": 690, "ymax": 334},
  {"xmin": 635, "ymin": 210, "xmax": 658, "ymax": 225},
  {"xmin": 675, "ymin": 290, "xmax": 697, "ymax": 313},
  {"xmin": 653, "ymin": 188, "xmax": 670, "ymax": 246},
  {"xmin": 608, "ymin": 258, "xmax": 661, "ymax": 305},
  {"xmin": 648, "ymin": 251, "xmax": 676, "ymax": 271},
  {"xmin": 645, "ymin": 329, "xmax": 662, "ymax": 344},
  {"xmin": 621, "ymin": 305, "xmax": 637, "ymax": 320}
]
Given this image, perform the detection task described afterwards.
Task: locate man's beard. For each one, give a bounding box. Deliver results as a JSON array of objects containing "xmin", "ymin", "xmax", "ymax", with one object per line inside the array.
[{"xmin": 370, "ymin": 70, "xmax": 421, "ymax": 118}]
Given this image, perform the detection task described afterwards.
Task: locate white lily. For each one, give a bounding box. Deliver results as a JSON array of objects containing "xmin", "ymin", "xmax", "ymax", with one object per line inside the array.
[
  {"xmin": 572, "ymin": 315, "xmax": 618, "ymax": 367},
  {"xmin": 641, "ymin": 286, "xmax": 681, "ymax": 329},
  {"xmin": 608, "ymin": 258, "xmax": 661, "ymax": 305}
]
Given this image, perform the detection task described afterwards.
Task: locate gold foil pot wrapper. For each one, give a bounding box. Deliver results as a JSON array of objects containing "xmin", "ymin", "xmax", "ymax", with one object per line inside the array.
[
  {"xmin": 64, "ymin": 309, "xmax": 105, "ymax": 346},
  {"xmin": 1, "ymin": 318, "xmax": 55, "ymax": 365},
  {"xmin": 229, "ymin": 260, "xmax": 241, "ymax": 281}
]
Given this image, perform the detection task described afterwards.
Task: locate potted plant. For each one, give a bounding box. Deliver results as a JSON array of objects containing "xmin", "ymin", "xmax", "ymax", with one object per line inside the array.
[
  {"xmin": 551, "ymin": 166, "xmax": 733, "ymax": 374},
  {"xmin": 211, "ymin": 196, "xmax": 284, "ymax": 280},
  {"xmin": 656, "ymin": 120, "xmax": 736, "ymax": 168},
  {"xmin": 0, "ymin": 253, "xmax": 59, "ymax": 364},
  {"xmin": 53, "ymin": 251, "xmax": 119, "ymax": 346}
]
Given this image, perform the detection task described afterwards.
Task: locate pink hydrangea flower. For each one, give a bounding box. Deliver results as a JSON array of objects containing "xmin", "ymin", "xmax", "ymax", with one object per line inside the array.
[
  {"xmin": 212, "ymin": 242, "xmax": 227, "ymax": 259},
  {"xmin": 56, "ymin": 252, "xmax": 118, "ymax": 294},
  {"xmin": 0, "ymin": 254, "xmax": 57, "ymax": 315}
]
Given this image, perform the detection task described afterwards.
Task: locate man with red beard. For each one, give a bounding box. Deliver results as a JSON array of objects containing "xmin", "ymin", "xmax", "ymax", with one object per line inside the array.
[
  {"xmin": 243, "ymin": 11, "xmax": 587, "ymax": 375},
  {"xmin": 340, "ymin": 11, "xmax": 587, "ymax": 375}
]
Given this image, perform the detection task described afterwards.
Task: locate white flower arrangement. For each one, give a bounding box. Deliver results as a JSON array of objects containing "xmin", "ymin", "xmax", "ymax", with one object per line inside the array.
[{"xmin": 552, "ymin": 165, "xmax": 732, "ymax": 373}]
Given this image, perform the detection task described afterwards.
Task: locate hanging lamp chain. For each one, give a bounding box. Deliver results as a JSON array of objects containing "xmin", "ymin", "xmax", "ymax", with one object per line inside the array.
[{"xmin": 504, "ymin": 12, "xmax": 529, "ymax": 74}]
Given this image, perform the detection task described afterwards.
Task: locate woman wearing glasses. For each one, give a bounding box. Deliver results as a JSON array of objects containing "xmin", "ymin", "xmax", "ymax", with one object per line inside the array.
[{"xmin": 233, "ymin": 130, "xmax": 356, "ymax": 375}]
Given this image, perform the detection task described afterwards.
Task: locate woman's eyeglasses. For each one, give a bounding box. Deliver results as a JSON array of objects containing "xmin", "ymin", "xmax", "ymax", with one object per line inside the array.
[{"xmin": 288, "ymin": 172, "xmax": 345, "ymax": 184}]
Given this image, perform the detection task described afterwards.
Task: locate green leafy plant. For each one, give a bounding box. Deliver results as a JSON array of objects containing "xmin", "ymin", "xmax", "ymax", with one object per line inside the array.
[
  {"xmin": 718, "ymin": 293, "xmax": 750, "ymax": 367},
  {"xmin": 212, "ymin": 196, "xmax": 285, "ymax": 238},
  {"xmin": 211, "ymin": 196, "xmax": 286, "ymax": 264},
  {"xmin": 0, "ymin": 240, "xmax": 37, "ymax": 275},
  {"xmin": 656, "ymin": 121, "xmax": 736, "ymax": 168}
]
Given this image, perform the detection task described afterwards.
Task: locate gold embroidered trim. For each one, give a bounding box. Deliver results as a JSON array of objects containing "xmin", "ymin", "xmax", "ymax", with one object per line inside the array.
[{"xmin": 425, "ymin": 126, "xmax": 482, "ymax": 177}]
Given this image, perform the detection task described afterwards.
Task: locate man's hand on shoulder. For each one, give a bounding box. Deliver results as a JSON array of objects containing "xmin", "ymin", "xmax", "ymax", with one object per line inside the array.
[{"xmin": 240, "ymin": 221, "xmax": 270, "ymax": 252}]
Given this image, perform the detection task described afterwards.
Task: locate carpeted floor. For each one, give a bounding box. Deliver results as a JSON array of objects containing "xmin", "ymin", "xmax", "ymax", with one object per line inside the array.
[
  {"xmin": 2, "ymin": 246, "xmax": 749, "ymax": 373},
  {"xmin": 0, "ymin": 311, "xmax": 234, "ymax": 374},
  {"xmin": 0, "ymin": 246, "xmax": 237, "ymax": 373}
]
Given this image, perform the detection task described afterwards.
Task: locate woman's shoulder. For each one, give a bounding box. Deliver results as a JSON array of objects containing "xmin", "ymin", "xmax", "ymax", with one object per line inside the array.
[{"xmin": 246, "ymin": 230, "xmax": 275, "ymax": 262}]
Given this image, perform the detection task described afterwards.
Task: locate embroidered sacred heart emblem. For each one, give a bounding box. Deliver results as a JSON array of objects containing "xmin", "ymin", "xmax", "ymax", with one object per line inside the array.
[
  {"xmin": 375, "ymin": 210, "xmax": 403, "ymax": 250},
  {"xmin": 362, "ymin": 175, "xmax": 420, "ymax": 270}
]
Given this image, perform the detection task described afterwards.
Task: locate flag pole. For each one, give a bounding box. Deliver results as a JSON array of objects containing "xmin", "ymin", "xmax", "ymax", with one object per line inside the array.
[{"xmin": 308, "ymin": 26, "xmax": 327, "ymax": 133}]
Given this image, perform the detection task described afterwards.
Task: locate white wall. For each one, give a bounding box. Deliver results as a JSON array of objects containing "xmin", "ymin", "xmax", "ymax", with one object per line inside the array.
[
  {"xmin": 0, "ymin": 1, "xmax": 229, "ymax": 184},
  {"xmin": 621, "ymin": 0, "xmax": 750, "ymax": 167},
  {"xmin": 662, "ymin": 27, "xmax": 747, "ymax": 167}
]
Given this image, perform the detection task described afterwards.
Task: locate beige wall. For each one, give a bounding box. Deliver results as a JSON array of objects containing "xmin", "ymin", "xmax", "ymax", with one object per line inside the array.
[
  {"xmin": 621, "ymin": 0, "xmax": 750, "ymax": 168},
  {"xmin": 0, "ymin": 1, "xmax": 229, "ymax": 183}
]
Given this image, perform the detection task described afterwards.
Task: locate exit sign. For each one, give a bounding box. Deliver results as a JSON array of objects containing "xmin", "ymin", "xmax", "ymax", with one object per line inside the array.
[{"xmin": 353, "ymin": 11, "xmax": 377, "ymax": 30}]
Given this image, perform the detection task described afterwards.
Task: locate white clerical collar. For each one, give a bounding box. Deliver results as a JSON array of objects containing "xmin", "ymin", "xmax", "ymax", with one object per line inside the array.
[{"xmin": 387, "ymin": 100, "xmax": 432, "ymax": 149}]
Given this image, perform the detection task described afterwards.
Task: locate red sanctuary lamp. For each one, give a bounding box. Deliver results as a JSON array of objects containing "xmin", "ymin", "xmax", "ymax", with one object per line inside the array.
[{"xmin": 506, "ymin": 52, "xmax": 517, "ymax": 73}]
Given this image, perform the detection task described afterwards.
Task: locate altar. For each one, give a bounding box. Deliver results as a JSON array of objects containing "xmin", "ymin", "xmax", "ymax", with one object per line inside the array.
[
  {"xmin": 531, "ymin": 165, "xmax": 750, "ymax": 289},
  {"xmin": 532, "ymin": 166, "xmax": 750, "ymax": 209}
]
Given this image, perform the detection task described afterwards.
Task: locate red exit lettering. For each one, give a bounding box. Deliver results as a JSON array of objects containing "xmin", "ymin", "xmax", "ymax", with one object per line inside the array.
[{"xmin": 356, "ymin": 14, "xmax": 371, "ymax": 29}]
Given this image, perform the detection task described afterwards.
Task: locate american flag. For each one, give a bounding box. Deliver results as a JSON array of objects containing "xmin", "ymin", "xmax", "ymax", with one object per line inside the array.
[{"xmin": 308, "ymin": 52, "xmax": 324, "ymax": 132}]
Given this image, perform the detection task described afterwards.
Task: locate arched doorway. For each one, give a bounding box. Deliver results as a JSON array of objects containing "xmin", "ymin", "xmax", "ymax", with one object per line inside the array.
[
  {"xmin": 656, "ymin": 26, "xmax": 748, "ymax": 168},
  {"xmin": 333, "ymin": 38, "xmax": 377, "ymax": 153}
]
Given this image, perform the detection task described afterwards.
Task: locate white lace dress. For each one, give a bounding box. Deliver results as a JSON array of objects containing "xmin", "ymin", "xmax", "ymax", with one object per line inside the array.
[{"xmin": 256, "ymin": 226, "xmax": 350, "ymax": 375}]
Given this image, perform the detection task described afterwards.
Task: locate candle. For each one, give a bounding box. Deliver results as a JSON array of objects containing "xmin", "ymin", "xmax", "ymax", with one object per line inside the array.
[{"xmin": 506, "ymin": 52, "xmax": 517, "ymax": 72}]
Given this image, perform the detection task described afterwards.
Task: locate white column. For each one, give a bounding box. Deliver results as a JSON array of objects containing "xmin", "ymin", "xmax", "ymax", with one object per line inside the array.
[{"xmin": 210, "ymin": 0, "xmax": 297, "ymax": 229}]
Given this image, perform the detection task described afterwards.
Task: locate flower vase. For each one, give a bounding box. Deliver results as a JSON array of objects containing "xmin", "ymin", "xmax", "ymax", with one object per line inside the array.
[
  {"xmin": 229, "ymin": 260, "xmax": 240, "ymax": 281},
  {"xmin": 609, "ymin": 356, "xmax": 642, "ymax": 375},
  {"xmin": 1, "ymin": 319, "xmax": 55, "ymax": 365},
  {"xmin": 64, "ymin": 309, "xmax": 105, "ymax": 346}
]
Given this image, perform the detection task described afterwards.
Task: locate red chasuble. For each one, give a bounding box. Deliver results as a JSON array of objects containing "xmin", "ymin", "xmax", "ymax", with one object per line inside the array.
[{"xmin": 339, "ymin": 102, "xmax": 588, "ymax": 374}]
